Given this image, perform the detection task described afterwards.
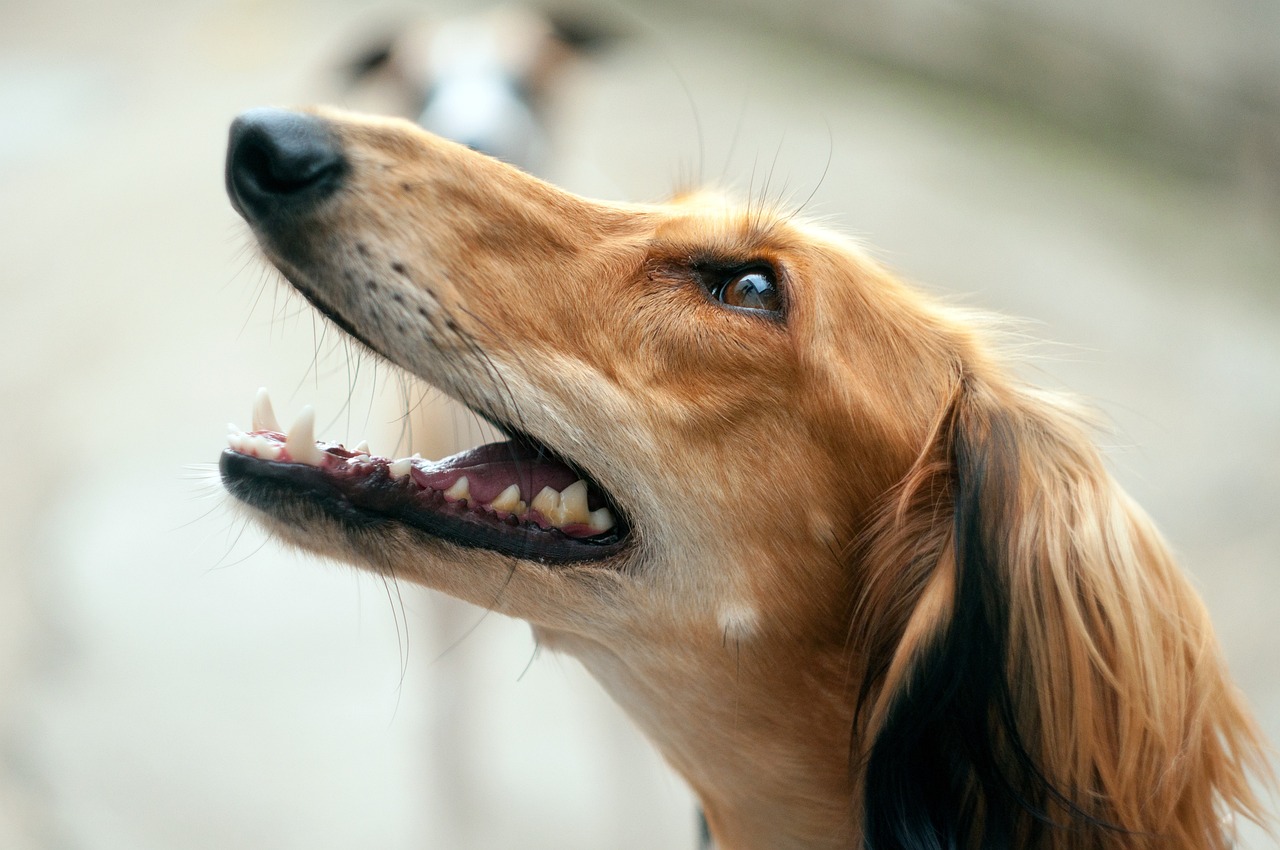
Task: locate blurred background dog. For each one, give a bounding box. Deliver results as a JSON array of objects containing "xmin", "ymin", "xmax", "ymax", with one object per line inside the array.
[{"xmin": 339, "ymin": 5, "xmax": 617, "ymax": 173}]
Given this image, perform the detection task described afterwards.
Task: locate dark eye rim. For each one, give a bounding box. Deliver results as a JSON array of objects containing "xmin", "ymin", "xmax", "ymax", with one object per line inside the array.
[{"xmin": 693, "ymin": 261, "xmax": 786, "ymax": 321}]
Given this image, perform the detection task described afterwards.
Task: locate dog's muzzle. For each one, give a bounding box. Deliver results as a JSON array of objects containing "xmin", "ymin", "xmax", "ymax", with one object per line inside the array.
[{"xmin": 225, "ymin": 108, "xmax": 346, "ymax": 223}]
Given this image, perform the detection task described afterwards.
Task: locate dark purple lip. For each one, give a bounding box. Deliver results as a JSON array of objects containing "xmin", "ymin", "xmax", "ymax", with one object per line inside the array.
[{"xmin": 219, "ymin": 432, "xmax": 630, "ymax": 565}]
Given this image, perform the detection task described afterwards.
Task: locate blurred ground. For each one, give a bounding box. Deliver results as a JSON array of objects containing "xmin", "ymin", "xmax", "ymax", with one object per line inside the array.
[{"xmin": 0, "ymin": 1, "xmax": 1277, "ymax": 848}]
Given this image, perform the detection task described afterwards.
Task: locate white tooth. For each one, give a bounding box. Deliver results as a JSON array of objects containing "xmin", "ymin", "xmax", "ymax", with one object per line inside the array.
[
  {"xmin": 531, "ymin": 486, "xmax": 560, "ymax": 517},
  {"xmin": 353, "ymin": 441, "xmax": 371, "ymax": 456},
  {"xmin": 389, "ymin": 457, "xmax": 413, "ymax": 479},
  {"xmin": 254, "ymin": 436, "xmax": 283, "ymax": 460},
  {"xmin": 252, "ymin": 387, "xmax": 281, "ymax": 432},
  {"xmin": 587, "ymin": 507, "xmax": 615, "ymax": 533},
  {"xmin": 558, "ymin": 480, "xmax": 590, "ymax": 525},
  {"xmin": 443, "ymin": 476, "xmax": 470, "ymax": 502},
  {"xmin": 284, "ymin": 406, "xmax": 326, "ymax": 466},
  {"xmin": 490, "ymin": 484, "xmax": 522, "ymax": 513},
  {"xmin": 227, "ymin": 423, "xmax": 242, "ymax": 434},
  {"xmin": 227, "ymin": 433, "xmax": 244, "ymax": 452}
]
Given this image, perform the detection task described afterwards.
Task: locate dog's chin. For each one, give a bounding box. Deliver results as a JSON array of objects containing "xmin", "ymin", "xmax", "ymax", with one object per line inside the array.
[{"xmin": 219, "ymin": 402, "xmax": 632, "ymax": 568}]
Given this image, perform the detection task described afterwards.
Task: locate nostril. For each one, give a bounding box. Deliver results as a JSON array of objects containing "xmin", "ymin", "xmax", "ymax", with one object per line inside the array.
[
  {"xmin": 226, "ymin": 108, "xmax": 347, "ymax": 221},
  {"xmin": 234, "ymin": 124, "xmax": 343, "ymax": 194},
  {"xmin": 239, "ymin": 136, "xmax": 323, "ymax": 194}
]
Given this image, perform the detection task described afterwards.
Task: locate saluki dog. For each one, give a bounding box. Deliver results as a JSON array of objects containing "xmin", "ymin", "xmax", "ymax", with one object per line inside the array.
[{"xmin": 220, "ymin": 107, "xmax": 1273, "ymax": 849}]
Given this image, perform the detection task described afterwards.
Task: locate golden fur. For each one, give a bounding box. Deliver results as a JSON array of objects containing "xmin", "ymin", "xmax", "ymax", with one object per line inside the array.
[{"xmin": 227, "ymin": 108, "xmax": 1273, "ymax": 849}]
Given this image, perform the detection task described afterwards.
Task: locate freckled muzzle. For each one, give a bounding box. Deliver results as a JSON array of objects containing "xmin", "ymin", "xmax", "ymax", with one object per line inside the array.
[{"xmin": 221, "ymin": 110, "xmax": 633, "ymax": 566}]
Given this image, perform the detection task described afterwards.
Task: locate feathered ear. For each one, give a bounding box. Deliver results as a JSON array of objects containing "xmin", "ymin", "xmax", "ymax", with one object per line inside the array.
[{"xmin": 853, "ymin": 377, "xmax": 1271, "ymax": 850}]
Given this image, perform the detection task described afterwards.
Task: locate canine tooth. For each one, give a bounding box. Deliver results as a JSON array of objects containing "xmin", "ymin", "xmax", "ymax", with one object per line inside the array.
[
  {"xmin": 353, "ymin": 441, "xmax": 371, "ymax": 456},
  {"xmin": 587, "ymin": 507, "xmax": 615, "ymax": 533},
  {"xmin": 443, "ymin": 476, "xmax": 471, "ymax": 502},
  {"xmin": 531, "ymin": 486, "xmax": 560, "ymax": 517},
  {"xmin": 557, "ymin": 480, "xmax": 590, "ymax": 525},
  {"xmin": 284, "ymin": 406, "xmax": 326, "ymax": 466},
  {"xmin": 252, "ymin": 387, "xmax": 280, "ymax": 432},
  {"xmin": 490, "ymin": 484, "xmax": 522, "ymax": 513},
  {"xmin": 389, "ymin": 457, "xmax": 413, "ymax": 479}
]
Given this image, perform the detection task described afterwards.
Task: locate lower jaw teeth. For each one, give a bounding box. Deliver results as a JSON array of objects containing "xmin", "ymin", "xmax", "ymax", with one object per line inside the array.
[
  {"xmin": 587, "ymin": 507, "xmax": 616, "ymax": 533},
  {"xmin": 489, "ymin": 484, "xmax": 523, "ymax": 513},
  {"xmin": 443, "ymin": 476, "xmax": 471, "ymax": 502},
  {"xmin": 228, "ymin": 389, "xmax": 619, "ymax": 536},
  {"xmin": 282, "ymin": 406, "xmax": 326, "ymax": 466}
]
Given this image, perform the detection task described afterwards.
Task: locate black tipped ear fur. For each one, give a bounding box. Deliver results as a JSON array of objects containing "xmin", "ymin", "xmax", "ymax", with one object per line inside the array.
[
  {"xmin": 857, "ymin": 388, "xmax": 1112, "ymax": 850},
  {"xmin": 855, "ymin": 372, "xmax": 1269, "ymax": 850},
  {"xmin": 863, "ymin": 397, "xmax": 1027, "ymax": 849}
]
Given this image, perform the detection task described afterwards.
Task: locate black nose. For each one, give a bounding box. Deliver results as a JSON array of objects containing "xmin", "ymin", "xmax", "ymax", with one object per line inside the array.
[{"xmin": 225, "ymin": 108, "xmax": 346, "ymax": 222}]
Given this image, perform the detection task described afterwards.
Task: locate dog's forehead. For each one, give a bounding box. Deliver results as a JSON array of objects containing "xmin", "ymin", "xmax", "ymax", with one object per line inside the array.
[
  {"xmin": 643, "ymin": 197, "xmax": 797, "ymax": 263},
  {"xmin": 645, "ymin": 200, "xmax": 872, "ymax": 277}
]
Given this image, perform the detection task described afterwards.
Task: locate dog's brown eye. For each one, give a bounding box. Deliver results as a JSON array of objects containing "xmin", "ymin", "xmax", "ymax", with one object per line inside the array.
[{"xmin": 718, "ymin": 270, "xmax": 779, "ymax": 312}]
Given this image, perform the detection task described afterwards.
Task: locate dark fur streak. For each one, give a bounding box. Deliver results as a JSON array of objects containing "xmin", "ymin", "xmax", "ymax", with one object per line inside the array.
[{"xmin": 859, "ymin": 405, "xmax": 1120, "ymax": 849}]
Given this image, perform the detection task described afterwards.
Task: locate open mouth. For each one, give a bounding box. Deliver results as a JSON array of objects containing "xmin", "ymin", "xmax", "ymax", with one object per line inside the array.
[{"xmin": 221, "ymin": 389, "xmax": 629, "ymax": 565}]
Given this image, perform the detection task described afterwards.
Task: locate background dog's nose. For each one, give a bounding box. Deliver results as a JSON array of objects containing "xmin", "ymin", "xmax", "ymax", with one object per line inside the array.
[{"xmin": 225, "ymin": 108, "xmax": 346, "ymax": 221}]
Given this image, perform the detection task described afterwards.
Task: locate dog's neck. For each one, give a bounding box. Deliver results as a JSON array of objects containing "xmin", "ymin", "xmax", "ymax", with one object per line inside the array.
[{"xmin": 537, "ymin": 624, "xmax": 859, "ymax": 850}]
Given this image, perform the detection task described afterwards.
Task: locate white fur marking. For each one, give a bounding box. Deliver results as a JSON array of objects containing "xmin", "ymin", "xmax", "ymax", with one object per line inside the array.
[{"xmin": 717, "ymin": 602, "xmax": 759, "ymax": 640}]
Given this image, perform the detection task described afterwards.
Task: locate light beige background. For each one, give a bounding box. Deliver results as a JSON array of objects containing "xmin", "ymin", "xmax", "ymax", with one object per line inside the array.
[{"xmin": 1, "ymin": 1, "xmax": 1277, "ymax": 848}]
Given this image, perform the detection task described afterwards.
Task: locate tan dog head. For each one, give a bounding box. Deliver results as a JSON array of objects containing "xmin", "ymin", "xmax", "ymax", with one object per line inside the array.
[{"xmin": 222, "ymin": 108, "xmax": 1271, "ymax": 850}]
